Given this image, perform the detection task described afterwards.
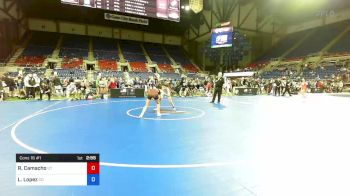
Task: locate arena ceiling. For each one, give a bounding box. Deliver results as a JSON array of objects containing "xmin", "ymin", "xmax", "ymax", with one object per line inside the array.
[{"xmin": 255, "ymin": 0, "xmax": 350, "ymax": 24}]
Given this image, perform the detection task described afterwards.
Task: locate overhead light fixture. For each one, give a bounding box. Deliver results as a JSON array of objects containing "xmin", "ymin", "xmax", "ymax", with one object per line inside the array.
[{"xmin": 185, "ymin": 5, "xmax": 190, "ymax": 11}]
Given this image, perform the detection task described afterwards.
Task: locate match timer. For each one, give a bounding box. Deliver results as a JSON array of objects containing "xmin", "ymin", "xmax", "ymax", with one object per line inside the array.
[{"xmin": 16, "ymin": 154, "xmax": 100, "ymax": 186}]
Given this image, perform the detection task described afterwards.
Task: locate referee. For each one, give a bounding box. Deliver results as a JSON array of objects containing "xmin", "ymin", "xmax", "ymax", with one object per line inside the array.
[{"xmin": 210, "ymin": 72, "xmax": 225, "ymax": 103}]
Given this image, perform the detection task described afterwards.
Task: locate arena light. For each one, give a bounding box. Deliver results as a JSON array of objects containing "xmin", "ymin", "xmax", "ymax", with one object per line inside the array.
[
  {"xmin": 185, "ymin": 5, "xmax": 191, "ymax": 11},
  {"xmin": 189, "ymin": 0, "xmax": 203, "ymax": 14}
]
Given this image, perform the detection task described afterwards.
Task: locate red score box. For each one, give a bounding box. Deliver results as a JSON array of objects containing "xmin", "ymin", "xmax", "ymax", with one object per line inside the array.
[{"xmin": 87, "ymin": 162, "xmax": 100, "ymax": 174}]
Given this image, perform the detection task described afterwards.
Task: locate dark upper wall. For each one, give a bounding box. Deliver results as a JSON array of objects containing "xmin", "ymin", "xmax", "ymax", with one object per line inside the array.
[{"xmin": 19, "ymin": 0, "xmax": 193, "ymax": 36}]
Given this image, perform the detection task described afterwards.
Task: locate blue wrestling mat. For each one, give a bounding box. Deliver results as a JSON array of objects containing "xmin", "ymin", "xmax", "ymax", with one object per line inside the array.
[{"xmin": 0, "ymin": 95, "xmax": 349, "ymax": 196}]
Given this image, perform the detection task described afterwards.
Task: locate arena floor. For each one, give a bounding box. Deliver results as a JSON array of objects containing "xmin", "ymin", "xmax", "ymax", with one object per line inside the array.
[{"xmin": 0, "ymin": 94, "xmax": 349, "ymax": 196}]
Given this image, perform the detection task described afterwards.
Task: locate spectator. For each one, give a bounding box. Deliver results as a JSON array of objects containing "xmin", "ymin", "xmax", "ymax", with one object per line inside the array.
[
  {"xmin": 0, "ymin": 79, "xmax": 4, "ymax": 101},
  {"xmin": 109, "ymin": 78, "xmax": 118, "ymax": 90},
  {"xmin": 39, "ymin": 78, "xmax": 52, "ymax": 101},
  {"xmin": 99, "ymin": 77, "xmax": 108, "ymax": 99},
  {"xmin": 24, "ymin": 74, "xmax": 36, "ymax": 99},
  {"xmin": 52, "ymin": 75, "xmax": 63, "ymax": 96},
  {"xmin": 66, "ymin": 81, "xmax": 78, "ymax": 100}
]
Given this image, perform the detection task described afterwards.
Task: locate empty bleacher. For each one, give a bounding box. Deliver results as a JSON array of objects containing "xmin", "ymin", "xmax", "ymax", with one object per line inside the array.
[
  {"xmin": 93, "ymin": 37, "xmax": 119, "ymax": 70},
  {"xmin": 165, "ymin": 45, "xmax": 199, "ymax": 73},
  {"xmin": 182, "ymin": 64, "xmax": 199, "ymax": 73},
  {"xmin": 59, "ymin": 34, "xmax": 89, "ymax": 69},
  {"xmin": 328, "ymin": 30, "xmax": 350, "ymax": 55},
  {"xmin": 55, "ymin": 69, "xmax": 86, "ymax": 78},
  {"xmin": 286, "ymin": 22, "xmax": 348, "ymax": 58},
  {"xmin": 257, "ymin": 30, "xmax": 311, "ymax": 62},
  {"xmin": 11, "ymin": 32, "xmax": 201, "ymax": 74},
  {"xmin": 143, "ymin": 43, "xmax": 174, "ymax": 73},
  {"xmin": 260, "ymin": 70, "xmax": 288, "ymax": 79},
  {"xmin": 93, "ymin": 37, "xmax": 119, "ymax": 58},
  {"xmin": 120, "ymin": 40, "xmax": 146, "ymax": 62},
  {"xmin": 129, "ymin": 72, "xmax": 155, "ymax": 80},
  {"xmin": 160, "ymin": 73, "xmax": 181, "ymax": 80},
  {"xmin": 16, "ymin": 32, "xmax": 59, "ymax": 66},
  {"xmin": 165, "ymin": 45, "xmax": 191, "ymax": 65},
  {"xmin": 157, "ymin": 64, "xmax": 175, "ymax": 73},
  {"xmin": 143, "ymin": 43, "xmax": 171, "ymax": 64},
  {"xmin": 98, "ymin": 71, "xmax": 124, "ymax": 78},
  {"xmin": 119, "ymin": 40, "xmax": 148, "ymax": 72},
  {"xmin": 99, "ymin": 60, "xmax": 118, "ymax": 70},
  {"xmin": 23, "ymin": 67, "xmax": 47, "ymax": 76},
  {"xmin": 129, "ymin": 62, "xmax": 148, "ymax": 72}
]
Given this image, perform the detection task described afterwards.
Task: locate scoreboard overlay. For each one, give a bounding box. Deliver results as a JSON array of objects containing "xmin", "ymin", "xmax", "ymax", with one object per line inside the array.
[{"xmin": 16, "ymin": 154, "xmax": 100, "ymax": 186}]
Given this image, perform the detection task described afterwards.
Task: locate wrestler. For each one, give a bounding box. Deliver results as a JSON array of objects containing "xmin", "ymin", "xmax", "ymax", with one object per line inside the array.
[
  {"xmin": 139, "ymin": 77, "xmax": 162, "ymax": 118},
  {"xmin": 159, "ymin": 80, "xmax": 176, "ymax": 111}
]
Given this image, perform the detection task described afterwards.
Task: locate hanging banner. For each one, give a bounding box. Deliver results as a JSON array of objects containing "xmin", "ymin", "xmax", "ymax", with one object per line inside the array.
[{"xmin": 104, "ymin": 13, "xmax": 149, "ymax": 26}]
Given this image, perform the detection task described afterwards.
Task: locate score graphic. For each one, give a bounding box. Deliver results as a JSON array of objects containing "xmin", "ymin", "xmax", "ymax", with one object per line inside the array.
[
  {"xmin": 87, "ymin": 161, "xmax": 100, "ymax": 185},
  {"xmin": 16, "ymin": 154, "xmax": 100, "ymax": 186}
]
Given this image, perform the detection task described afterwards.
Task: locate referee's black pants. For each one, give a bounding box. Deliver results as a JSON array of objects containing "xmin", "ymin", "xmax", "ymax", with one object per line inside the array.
[
  {"xmin": 282, "ymin": 87, "xmax": 292, "ymax": 96},
  {"xmin": 26, "ymin": 87, "xmax": 35, "ymax": 98},
  {"xmin": 40, "ymin": 92, "xmax": 51, "ymax": 100},
  {"xmin": 212, "ymin": 88, "xmax": 223, "ymax": 103}
]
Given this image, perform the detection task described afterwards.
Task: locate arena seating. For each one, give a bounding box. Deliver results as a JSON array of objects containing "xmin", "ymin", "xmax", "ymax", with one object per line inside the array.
[
  {"xmin": 7, "ymin": 72, "xmax": 19, "ymax": 77},
  {"xmin": 61, "ymin": 58, "xmax": 83, "ymax": 69},
  {"xmin": 165, "ymin": 45, "xmax": 198, "ymax": 73},
  {"xmin": 129, "ymin": 72, "xmax": 155, "ymax": 80},
  {"xmin": 143, "ymin": 43, "xmax": 171, "ymax": 63},
  {"xmin": 92, "ymin": 38, "xmax": 119, "ymax": 61},
  {"xmin": 257, "ymin": 30, "xmax": 310, "ymax": 61},
  {"xmin": 23, "ymin": 67, "xmax": 47, "ymax": 76},
  {"xmin": 98, "ymin": 71, "xmax": 124, "ymax": 78},
  {"xmin": 157, "ymin": 64, "xmax": 175, "ymax": 73},
  {"xmin": 165, "ymin": 45, "xmax": 192, "ymax": 64},
  {"xmin": 59, "ymin": 48, "xmax": 88, "ymax": 59},
  {"xmin": 129, "ymin": 62, "xmax": 148, "ymax": 72},
  {"xmin": 92, "ymin": 37, "xmax": 119, "ymax": 70},
  {"xmin": 302, "ymin": 64, "xmax": 347, "ymax": 80},
  {"xmin": 16, "ymin": 56, "xmax": 46, "ymax": 66},
  {"xmin": 160, "ymin": 73, "xmax": 181, "ymax": 80},
  {"xmin": 61, "ymin": 34, "xmax": 89, "ymax": 49},
  {"xmin": 286, "ymin": 22, "xmax": 347, "ymax": 58},
  {"xmin": 96, "ymin": 71, "xmax": 154, "ymax": 80},
  {"xmin": 260, "ymin": 69, "xmax": 293, "ymax": 79},
  {"xmin": 187, "ymin": 73, "xmax": 204, "ymax": 79},
  {"xmin": 182, "ymin": 64, "xmax": 199, "ymax": 73},
  {"xmin": 143, "ymin": 43, "xmax": 174, "ymax": 72},
  {"xmin": 59, "ymin": 34, "xmax": 88, "ymax": 63},
  {"xmin": 55, "ymin": 69, "xmax": 86, "ymax": 78},
  {"xmin": 120, "ymin": 40, "xmax": 146, "ymax": 62},
  {"xmin": 328, "ymin": 31, "xmax": 350, "ymax": 55},
  {"xmin": 16, "ymin": 32, "xmax": 59, "ymax": 66},
  {"xmin": 94, "ymin": 51, "xmax": 118, "ymax": 61},
  {"xmin": 99, "ymin": 60, "xmax": 118, "ymax": 70}
]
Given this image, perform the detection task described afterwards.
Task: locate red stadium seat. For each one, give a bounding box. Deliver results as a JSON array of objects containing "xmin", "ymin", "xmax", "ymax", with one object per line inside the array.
[
  {"xmin": 129, "ymin": 62, "xmax": 148, "ymax": 72},
  {"xmin": 99, "ymin": 60, "xmax": 118, "ymax": 70},
  {"xmin": 158, "ymin": 64, "xmax": 174, "ymax": 73},
  {"xmin": 182, "ymin": 64, "xmax": 199, "ymax": 73},
  {"xmin": 16, "ymin": 56, "xmax": 45, "ymax": 66},
  {"xmin": 61, "ymin": 58, "xmax": 83, "ymax": 69}
]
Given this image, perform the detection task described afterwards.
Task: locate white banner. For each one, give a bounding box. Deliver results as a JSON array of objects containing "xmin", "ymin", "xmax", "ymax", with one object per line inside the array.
[
  {"xmin": 224, "ymin": 72, "xmax": 256, "ymax": 77},
  {"xmin": 104, "ymin": 13, "xmax": 149, "ymax": 26}
]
